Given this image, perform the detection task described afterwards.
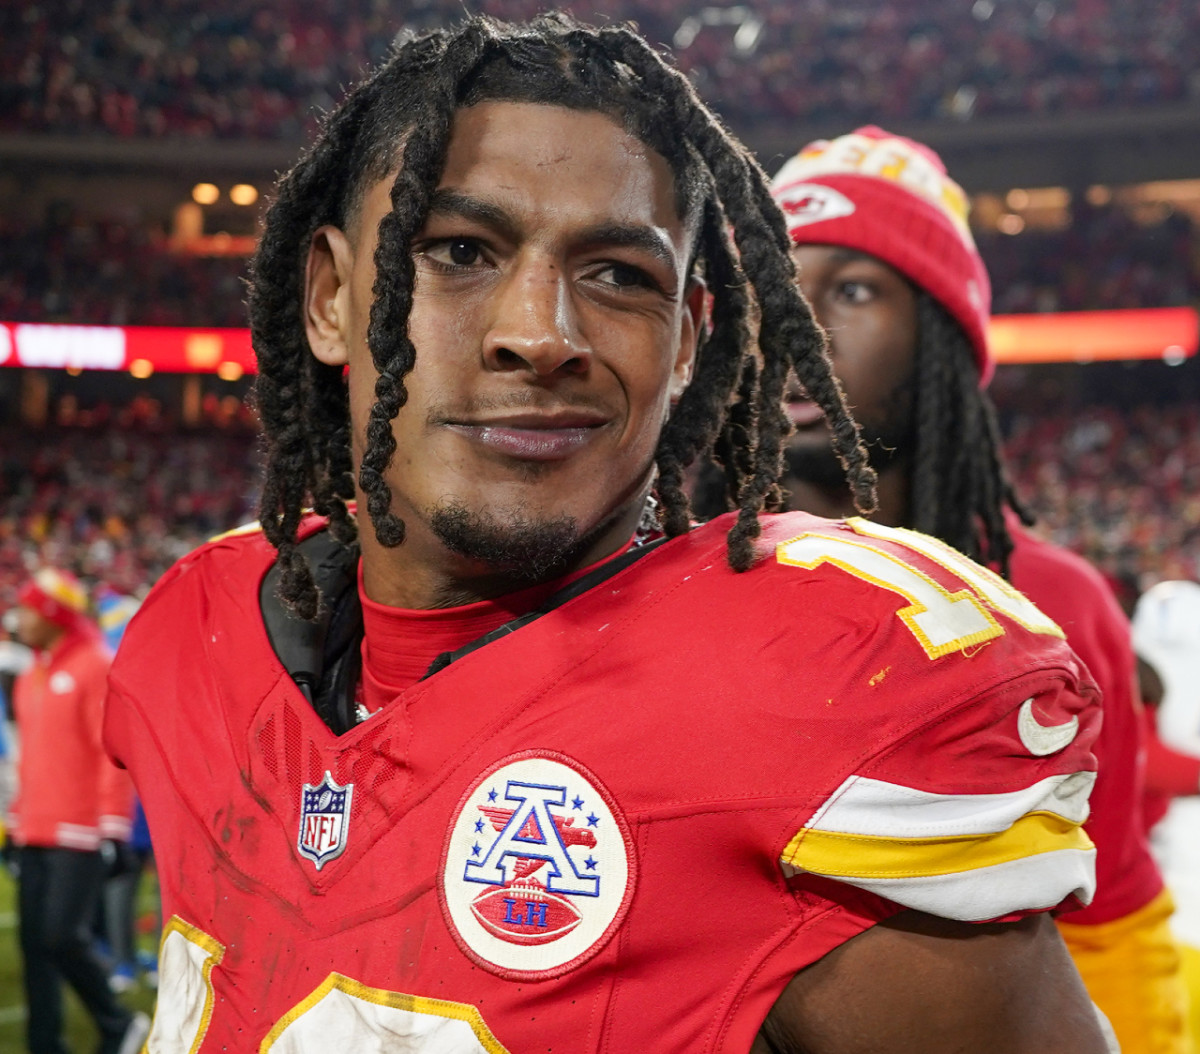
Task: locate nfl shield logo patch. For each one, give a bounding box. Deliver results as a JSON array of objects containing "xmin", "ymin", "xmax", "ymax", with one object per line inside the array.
[{"xmin": 298, "ymin": 771, "xmax": 354, "ymax": 871}]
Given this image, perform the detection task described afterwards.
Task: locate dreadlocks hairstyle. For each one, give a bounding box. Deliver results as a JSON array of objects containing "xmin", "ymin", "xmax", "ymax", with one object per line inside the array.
[
  {"xmin": 249, "ymin": 14, "xmax": 876, "ymax": 618},
  {"xmin": 909, "ymin": 291, "xmax": 1032, "ymax": 579}
]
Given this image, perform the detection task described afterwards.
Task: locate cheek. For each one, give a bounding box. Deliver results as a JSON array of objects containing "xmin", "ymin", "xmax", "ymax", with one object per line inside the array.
[
  {"xmin": 854, "ymin": 321, "xmax": 916, "ymax": 404},
  {"xmin": 408, "ymin": 291, "xmax": 481, "ymax": 356},
  {"xmin": 617, "ymin": 349, "xmax": 678, "ymax": 445}
]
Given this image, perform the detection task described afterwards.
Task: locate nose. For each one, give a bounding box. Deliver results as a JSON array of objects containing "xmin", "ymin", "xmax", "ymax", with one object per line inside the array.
[{"xmin": 482, "ymin": 258, "xmax": 590, "ymax": 376}]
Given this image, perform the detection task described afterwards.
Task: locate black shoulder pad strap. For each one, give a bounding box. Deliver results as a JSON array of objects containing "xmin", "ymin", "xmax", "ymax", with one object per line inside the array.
[
  {"xmin": 260, "ymin": 530, "xmax": 363, "ymax": 735},
  {"xmin": 421, "ymin": 535, "xmax": 669, "ymax": 680}
]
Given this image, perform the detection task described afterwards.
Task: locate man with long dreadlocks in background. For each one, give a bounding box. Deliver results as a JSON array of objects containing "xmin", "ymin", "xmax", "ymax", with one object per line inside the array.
[
  {"xmin": 105, "ymin": 18, "xmax": 1111, "ymax": 1052},
  {"xmin": 700, "ymin": 125, "xmax": 1183, "ymax": 1052}
]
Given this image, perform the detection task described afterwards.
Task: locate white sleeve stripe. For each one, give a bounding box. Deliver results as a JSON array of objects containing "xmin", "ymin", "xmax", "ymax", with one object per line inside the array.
[
  {"xmin": 785, "ymin": 847, "xmax": 1097, "ymax": 921},
  {"xmin": 806, "ymin": 771, "xmax": 1095, "ymax": 838}
]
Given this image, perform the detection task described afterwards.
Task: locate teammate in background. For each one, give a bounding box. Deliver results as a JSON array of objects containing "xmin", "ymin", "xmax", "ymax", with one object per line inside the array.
[
  {"xmin": 1136, "ymin": 655, "xmax": 1200, "ymax": 837},
  {"xmin": 106, "ymin": 18, "xmax": 1110, "ymax": 1052},
  {"xmin": 0, "ymin": 611, "xmax": 30, "ymax": 821},
  {"xmin": 1134, "ymin": 580, "xmax": 1200, "ymax": 1048},
  {"xmin": 8, "ymin": 569, "xmax": 149, "ymax": 1054},
  {"xmin": 718, "ymin": 125, "xmax": 1185, "ymax": 1052},
  {"xmin": 94, "ymin": 589, "xmax": 157, "ymax": 994}
]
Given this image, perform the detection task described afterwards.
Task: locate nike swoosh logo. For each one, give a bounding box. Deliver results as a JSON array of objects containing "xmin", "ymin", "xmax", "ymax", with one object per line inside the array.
[{"xmin": 1017, "ymin": 697, "xmax": 1080, "ymax": 756}]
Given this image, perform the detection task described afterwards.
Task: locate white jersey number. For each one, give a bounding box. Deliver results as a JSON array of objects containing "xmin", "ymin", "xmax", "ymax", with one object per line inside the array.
[
  {"xmin": 777, "ymin": 518, "xmax": 1062, "ymax": 659},
  {"xmin": 148, "ymin": 917, "xmax": 510, "ymax": 1053}
]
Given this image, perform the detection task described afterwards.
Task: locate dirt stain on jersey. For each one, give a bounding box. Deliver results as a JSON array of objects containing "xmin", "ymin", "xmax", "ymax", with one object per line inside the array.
[{"xmin": 869, "ymin": 666, "xmax": 891, "ymax": 687}]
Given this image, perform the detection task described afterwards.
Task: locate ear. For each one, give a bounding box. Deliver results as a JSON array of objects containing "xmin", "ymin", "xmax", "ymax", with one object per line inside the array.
[
  {"xmin": 304, "ymin": 225, "xmax": 356, "ymax": 367},
  {"xmin": 669, "ymin": 276, "xmax": 707, "ymax": 402}
]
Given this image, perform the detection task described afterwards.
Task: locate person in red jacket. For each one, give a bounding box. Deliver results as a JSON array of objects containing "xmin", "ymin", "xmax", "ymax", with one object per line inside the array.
[
  {"xmin": 700, "ymin": 125, "xmax": 1184, "ymax": 1051},
  {"xmin": 8, "ymin": 568, "xmax": 148, "ymax": 1054}
]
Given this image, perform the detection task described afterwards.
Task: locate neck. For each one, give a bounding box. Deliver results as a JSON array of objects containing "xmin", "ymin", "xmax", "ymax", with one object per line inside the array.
[{"xmin": 782, "ymin": 464, "xmax": 911, "ymax": 528}]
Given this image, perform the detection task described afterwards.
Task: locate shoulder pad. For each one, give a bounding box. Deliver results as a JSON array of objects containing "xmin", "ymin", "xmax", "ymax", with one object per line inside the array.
[{"xmin": 260, "ymin": 529, "xmax": 362, "ymax": 734}]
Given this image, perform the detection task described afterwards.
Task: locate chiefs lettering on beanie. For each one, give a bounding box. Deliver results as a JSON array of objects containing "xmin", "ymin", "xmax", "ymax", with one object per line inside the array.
[{"xmin": 771, "ymin": 126, "xmax": 993, "ymax": 386}]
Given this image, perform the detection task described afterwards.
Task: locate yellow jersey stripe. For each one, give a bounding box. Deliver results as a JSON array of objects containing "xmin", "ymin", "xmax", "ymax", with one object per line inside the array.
[
  {"xmin": 781, "ymin": 849, "xmax": 1097, "ymax": 921},
  {"xmin": 783, "ymin": 809, "xmax": 1094, "ymax": 880}
]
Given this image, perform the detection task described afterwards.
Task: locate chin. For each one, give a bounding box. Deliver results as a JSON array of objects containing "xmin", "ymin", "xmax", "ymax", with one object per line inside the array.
[
  {"xmin": 428, "ymin": 499, "xmax": 586, "ymax": 582},
  {"xmin": 783, "ymin": 441, "xmax": 848, "ymax": 491}
]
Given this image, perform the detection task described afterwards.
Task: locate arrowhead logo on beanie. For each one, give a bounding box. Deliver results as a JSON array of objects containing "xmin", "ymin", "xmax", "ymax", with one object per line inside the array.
[
  {"xmin": 775, "ymin": 183, "xmax": 857, "ymax": 228},
  {"xmin": 771, "ymin": 126, "xmax": 994, "ymax": 386}
]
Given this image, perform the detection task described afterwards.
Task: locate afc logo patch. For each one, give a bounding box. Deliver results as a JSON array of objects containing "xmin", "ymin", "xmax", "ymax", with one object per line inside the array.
[
  {"xmin": 440, "ymin": 751, "xmax": 635, "ymax": 980},
  {"xmin": 297, "ymin": 771, "xmax": 354, "ymax": 871}
]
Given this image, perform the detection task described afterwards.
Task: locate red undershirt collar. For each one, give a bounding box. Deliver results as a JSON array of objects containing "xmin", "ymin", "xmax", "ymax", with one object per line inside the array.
[{"xmin": 357, "ymin": 542, "xmax": 635, "ymax": 713}]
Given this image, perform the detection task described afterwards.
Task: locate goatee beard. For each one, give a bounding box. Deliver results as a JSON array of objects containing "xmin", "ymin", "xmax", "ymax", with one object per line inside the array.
[
  {"xmin": 429, "ymin": 500, "xmax": 587, "ymax": 583},
  {"xmin": 783, "ymin": 425, "xmax": 913, "ymax": 502}
]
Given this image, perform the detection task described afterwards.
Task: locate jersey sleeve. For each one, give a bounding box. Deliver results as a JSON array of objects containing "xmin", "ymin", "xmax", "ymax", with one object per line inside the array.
[{"xmin": 782, "ymin": 675, "xmax": 1098, "ymax": 922}]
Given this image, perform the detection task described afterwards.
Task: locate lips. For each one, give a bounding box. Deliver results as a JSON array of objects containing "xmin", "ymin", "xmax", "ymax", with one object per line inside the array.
[
  {"xmin": 786, "ymin": 399, "xmax": 826, "ymax": 427},
  {"xmin": 446, "ymin": 412, "xmax": 609, "ymax": 461}
]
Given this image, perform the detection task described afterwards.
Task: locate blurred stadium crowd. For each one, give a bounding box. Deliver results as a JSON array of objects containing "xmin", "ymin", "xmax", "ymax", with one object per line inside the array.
[
  {"xmin": 0, "ymin": 216, "xmax": 249, "ymax": 328},
  {"xmin": 0, "ymin": 417, "xmax": 260, "ymax": 612},
  {"xmin": 3, "ymin": 0, "xmax": 1198, "ymax": 139},
  {"xmin": 1006, "ymin": 402, "xmax": 1200, "ymax": 588}
]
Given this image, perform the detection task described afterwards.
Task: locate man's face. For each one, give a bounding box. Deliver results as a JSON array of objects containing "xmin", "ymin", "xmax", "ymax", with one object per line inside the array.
[
  {"xmin": 305, "ymin": 102, "xmax": 701, "ymax": 604},
  {"xmin": 14, "ymin": 606, "xmax": 59, "ymax": 651},
  {"xmin": 784, "ymin": 245, "xmax": 918, "ymax": 490}
]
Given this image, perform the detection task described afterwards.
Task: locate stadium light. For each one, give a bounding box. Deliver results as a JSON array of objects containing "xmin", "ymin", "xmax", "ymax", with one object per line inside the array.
[
  {"xmin": 989, "ymin": 307, "xmax": 1199, "ymax": 365},
  {"xmin": 192, "ymin": 183, "xmax": 220, "ymax": 205},
  {"xmin": 129, "ymin": 358, "xmax": 154, "ymax": 379},
  {"xmin": 230, "ymin": 184, "xmax": 259, "ymax": 206}
]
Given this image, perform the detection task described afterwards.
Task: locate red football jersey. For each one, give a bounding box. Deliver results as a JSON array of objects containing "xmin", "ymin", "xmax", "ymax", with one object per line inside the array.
[
  {"xmin": 106, "ymin": 512, "xmax": 1099, "ymax": 1052},
  {"xmin": 1008, "ymin": 519, "xmax": 1165, "ymax": 924}
]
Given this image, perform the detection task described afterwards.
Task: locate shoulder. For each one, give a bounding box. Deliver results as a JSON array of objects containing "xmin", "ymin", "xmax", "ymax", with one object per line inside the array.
[
  {"xmin": 1008, "ymin": 523, "xmax": 1116, "ymax": 611},
  {"xmin": 658, "ymin": 512, "xmax": 1086, "ymax": 689},
  {"xmin": 639, "ymin": 511, "xmax": 1097, "ymax": 772},
  {"xmin": 746, "ymin": 512, "xmax": 1077, "ymax": 669},
  {"xmin": 113, "ymin": 514, "xmax": 328, "ymax": 675},
  {"xmin": 1006, "ymin": 522, "xmax": 1129, "ymax": 663},
  {"xmin": 134, "ymin": 514, "xmax": 328, "ymax": 614}
]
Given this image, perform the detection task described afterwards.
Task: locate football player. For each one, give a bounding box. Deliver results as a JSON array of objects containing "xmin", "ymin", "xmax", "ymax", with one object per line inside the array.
[
  {"xmin": 735, "ymin": 125, "xmax": 1184, "ymax": 1051},
  {"xmin": 106, "ymin": 19, "xmax": 1112, "ymax": 1052}
]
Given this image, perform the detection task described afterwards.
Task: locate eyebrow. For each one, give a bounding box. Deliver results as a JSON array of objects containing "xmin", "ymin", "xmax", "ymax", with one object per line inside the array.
[
  {"xmin": 425, "ymin": 190, "xmax": 519, "ymax": 240},
  {"xmin": 424, "ymin": 190, "xmax": 679, "ymax": 270},
  {"xmin": 575, "ymin": 222, "xmax": 679, "ymax": 271}
]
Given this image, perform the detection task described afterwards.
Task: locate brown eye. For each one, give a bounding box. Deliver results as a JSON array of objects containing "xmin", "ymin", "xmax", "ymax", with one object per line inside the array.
[
  {"xmin": 607, "ymin": 263, "xmax": 648, "ymax": 287},
  {"xmin": 420, "ymin": 238, "xmax": 488, "ymax": 271},
  {"xmin": 592, "ymin": 261, "xmax": 659, "ymax": 293},
  {"xmin": 838, "ymin": 280, "xmax": 874, "ymax": 304},
  {"xmin": 448, "ymin": 239, "xmax": 480, "ymax": 266}
]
